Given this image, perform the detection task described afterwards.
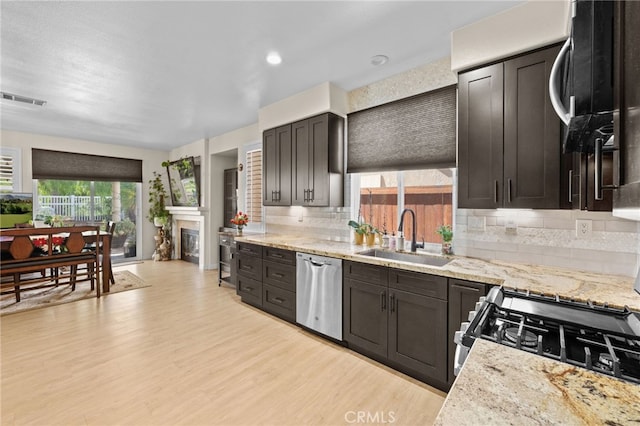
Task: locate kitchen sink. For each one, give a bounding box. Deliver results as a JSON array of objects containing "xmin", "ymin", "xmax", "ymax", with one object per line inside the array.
[{"xmin": 357, "ymin": 249, "xmax": 452, "ymax": 267}]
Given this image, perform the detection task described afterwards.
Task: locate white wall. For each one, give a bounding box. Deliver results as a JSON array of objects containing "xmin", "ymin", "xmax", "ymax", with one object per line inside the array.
[
  {"xmin": 1, "ymin": 129, "xmax": 169, "ymax": 260},
  {"xmin": 451, "ymin": 0, "xmax": 571, "ymax": 71},
  {"xmin": 258, "ymin": 82, "xmax": 348, "ymax": 131}
]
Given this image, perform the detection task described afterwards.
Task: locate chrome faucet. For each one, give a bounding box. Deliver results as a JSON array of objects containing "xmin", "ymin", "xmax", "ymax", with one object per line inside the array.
[{"xmin": 398, "ymin": 208, "xmax": 424, "ymax": 253}]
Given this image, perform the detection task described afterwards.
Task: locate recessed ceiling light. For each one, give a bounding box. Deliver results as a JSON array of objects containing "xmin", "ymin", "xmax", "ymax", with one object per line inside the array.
[
  {"xmin": 370, "ymin": 55, "xmax": 389, "ymax": 66},
  {"xmin": 1, "ymin": 91, "xmax": 46, "ymax": 106},
  {"xmin": 266, "ymin": 52, "xmax": 282, "ymax": 65}
]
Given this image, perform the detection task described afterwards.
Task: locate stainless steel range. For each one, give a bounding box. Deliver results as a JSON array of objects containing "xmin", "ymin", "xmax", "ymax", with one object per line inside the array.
[{"xmin": 454, "ymin": 286, "xmax": 640, "ymax": 384}]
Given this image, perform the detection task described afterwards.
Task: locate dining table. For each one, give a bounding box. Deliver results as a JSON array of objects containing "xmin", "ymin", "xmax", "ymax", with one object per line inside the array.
[{"xmin": 0, "ymin": 228, "xmax": 113, "ymax": 294}]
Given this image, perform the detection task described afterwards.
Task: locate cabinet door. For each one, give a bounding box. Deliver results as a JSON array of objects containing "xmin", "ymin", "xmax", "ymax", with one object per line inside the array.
[
  {"xmin": 263, "ymin": 125, "xmax": 292, "ymax": 206},
  {"xmin": 308, "ymin": 114, "xmax": 330, "ymax": 206},
  {"xmin": 504, "ymin": 46, "xmax": 561, "ymax": 208},
  {"xmin": 292, "ymin": 114, "xmax": 330, "ymax": 206},
  {"xmin": 292, "ymin": 119, "xmax": 310, "ymax": 205},
  {"xmin": 447, "ymin": 279, "xmax": 488, "ymax": 384},
  {"xmin": 263, "ymin": 128, "xmax": 278, "ymax": 205},
  {"xmin": 458, "ymin": 63, "xmax": 504, "ymax": 208},
  {"xmin": 343, "ymin": 278, "xmax": 388, "ymax": 359},
  {"xmin": 388, "ymin": 289, "xmax": 448, "ymax": 383}
]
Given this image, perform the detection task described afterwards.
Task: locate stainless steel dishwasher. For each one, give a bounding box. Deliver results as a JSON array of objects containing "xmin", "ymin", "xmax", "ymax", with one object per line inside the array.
[{"xmin": 296, "ymin": 252, "xmax": 343, "ymax": 341}]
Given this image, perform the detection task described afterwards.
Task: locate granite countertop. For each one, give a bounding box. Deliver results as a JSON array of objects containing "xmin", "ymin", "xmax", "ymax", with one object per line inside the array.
[
  {"xmin": 235, "ymin": 233, "xmax": 640, "ymax": 311},
  {"xmin": 434, "ymin": 339, "xmax": 640, "ymax": 425}
]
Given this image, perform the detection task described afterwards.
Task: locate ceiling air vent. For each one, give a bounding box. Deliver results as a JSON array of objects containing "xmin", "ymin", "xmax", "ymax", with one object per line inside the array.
[{"xmin": 1, "ymin": 91, "xmax": 46, "ymax": 106}]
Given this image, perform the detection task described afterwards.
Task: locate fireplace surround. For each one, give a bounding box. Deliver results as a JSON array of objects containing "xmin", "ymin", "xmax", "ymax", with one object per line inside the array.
[{"xmin": 166, "ymin": 206, "xmax": 207, "ymax": 269}]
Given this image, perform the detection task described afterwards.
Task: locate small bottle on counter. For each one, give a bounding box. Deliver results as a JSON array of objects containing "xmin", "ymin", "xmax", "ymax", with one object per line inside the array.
[
  {"xmin": 396, "ymin": 232, "xmax": 405, "ymax": 252},
  {"xmin": 389, "ymin": 232, "xmax": 396, "ymax": 250},
  {"xmin": 381, "ymin": 233, "xmax": 390, "ymax": 249}
]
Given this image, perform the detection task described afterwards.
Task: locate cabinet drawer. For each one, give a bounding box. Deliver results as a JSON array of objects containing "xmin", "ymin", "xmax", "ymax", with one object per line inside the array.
[
  {"xmin": 344, "ymin": 261, "xmax": 388, "ymax": 286},
  {"xmin": 237, "ymin": 276, "xmax": 262, "ymax": 307},
  {"xmin": 236, "ymin": 255, "xmax": 262, "ymax": 281},
  {"xmin": 263, "ymin": 260, "xmax": 296, "ymax": 292},
  {"xmin": 263, "ymin": 247, "xmax": 296, "ymax": 265},
  {"xmin": 236, "ymin": 242, "xmax": 262, "ymax": 258},
  {"xmin": 262, "ymin": 283, "xmax": 296, "ymax": 322},
  {"xmin": 388, "ymin": 269, "xmax": 448, "ymax": 301}
]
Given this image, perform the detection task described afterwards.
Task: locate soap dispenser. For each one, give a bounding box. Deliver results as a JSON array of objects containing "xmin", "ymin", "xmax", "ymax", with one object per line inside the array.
[{"xmin": 396, "ymin": 232, "xmax": 405, "ymax": 252}]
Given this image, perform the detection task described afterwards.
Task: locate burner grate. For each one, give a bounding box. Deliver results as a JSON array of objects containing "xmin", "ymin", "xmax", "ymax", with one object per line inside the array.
[{"xmin": 470, "ymin": 287, "xmax": 640, "ymax": 384}]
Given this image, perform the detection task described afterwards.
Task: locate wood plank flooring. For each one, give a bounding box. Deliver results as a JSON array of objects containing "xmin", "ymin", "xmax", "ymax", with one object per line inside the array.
[{"xmin": 1, "ymin": 261, "xmax": 446, "ymax": 426}]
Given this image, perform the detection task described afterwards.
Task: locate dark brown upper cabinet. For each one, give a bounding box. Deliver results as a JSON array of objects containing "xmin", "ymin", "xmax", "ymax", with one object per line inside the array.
[
  {"xmin": 458, "ymin": 45, "xmax": 562, "ymax": 209},
  {"xmin": 292, "ymin": 112, "xmax": 344, "ymax": 207},
  {"xmin": 263, "ymin": 124, "xmax": 292, "ymax": 206},
  {"xmin": 264, "ymin": 112, "xmax": 344, "ymax": 208}
]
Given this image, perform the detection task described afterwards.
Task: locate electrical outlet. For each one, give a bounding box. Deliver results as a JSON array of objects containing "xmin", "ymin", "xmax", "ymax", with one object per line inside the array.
[
  {"xmin": 576, "ymin": 219, "xmax": 592, "ymax": 238},
  {"xmin": 505, "ymin": 219, "xmax": 517, "ymax": 235}
]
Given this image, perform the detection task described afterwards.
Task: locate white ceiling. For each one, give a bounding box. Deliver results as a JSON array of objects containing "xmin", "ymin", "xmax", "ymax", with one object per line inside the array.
[{"xmin": 1, "ymin": 1, "xmax": 522, "ymax": 151}]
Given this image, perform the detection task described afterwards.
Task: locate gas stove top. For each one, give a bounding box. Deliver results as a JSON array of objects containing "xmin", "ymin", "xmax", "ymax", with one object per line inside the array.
[{"xmin": 455, "ymin": 287, "xmax": 640, "ymax": 384}]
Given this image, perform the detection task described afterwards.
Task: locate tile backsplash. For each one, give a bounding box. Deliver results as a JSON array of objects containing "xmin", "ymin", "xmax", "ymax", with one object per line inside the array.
[
  {"xmin": 456, "ymin": 209, "xmax": 640, "ymax": 277},
  {"xmin": 265, "ymin": 206, "xmax": 640, "ymax": 278},
  {"xmin": 265, "ymin": 206, "xmax": 352, "ymax": 242}
]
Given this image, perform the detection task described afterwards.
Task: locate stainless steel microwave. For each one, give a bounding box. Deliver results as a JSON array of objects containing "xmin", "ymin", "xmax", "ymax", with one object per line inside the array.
[{"xmin": 549, "ymin": 0, "xmax": 614, "ymax": 155}]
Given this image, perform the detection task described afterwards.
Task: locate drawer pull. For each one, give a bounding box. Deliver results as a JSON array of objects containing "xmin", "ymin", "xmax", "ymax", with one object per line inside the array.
[
  {"xmin": 243, "ymin": 265, "xmax": 253, "ymax": 270},
  {"xmin": 273, "ymin": 297, "xmax": 285, "ymax": 304},
  {"xmin": 245, "ymin": 286, "xmax": 254, "ymax": 292},
  {"xmin": 271, "ymin": 253, "xmax": 283, "ymax": 258},
  {"xmin": 381, "ymin": 291, "xmax": 386, "ymax": 312},
  {"xmin": 272, "ymin": 272, "xmax": 285, "ymax": 278}
]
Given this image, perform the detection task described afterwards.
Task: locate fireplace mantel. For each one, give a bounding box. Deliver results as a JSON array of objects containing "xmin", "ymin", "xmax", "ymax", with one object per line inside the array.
[{"xmin": 166, "ymin": 206, "xmax": 208, "ymax": 216}]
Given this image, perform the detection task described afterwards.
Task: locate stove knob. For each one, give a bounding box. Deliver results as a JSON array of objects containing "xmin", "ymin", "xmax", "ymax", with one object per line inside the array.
[
  {"xmin": 478, "ymin": 296, "xmax": 486, "ymax": 304},
  {"xmin": 460, "ymin": 321, "xmax": 469, "ymax": 333},
  {"xmin": 475, "ymin": 301, "xmax": 483, "ymax": 311},
  {"xmin": 453, "ymin": 330, "xmax": 464, "ymax": 344}
]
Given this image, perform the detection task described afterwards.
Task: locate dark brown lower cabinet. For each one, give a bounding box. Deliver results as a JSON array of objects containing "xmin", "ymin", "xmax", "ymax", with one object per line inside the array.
[
  {"xmin": 235, "ymin": 243, "xmax": 297, "ymax": 323},
  {"xmin": 262, "ymin": 283, "xmax": 295, "ymax": 320},
  {"xmin": 388, "ymin": 289, "xmax": 448, "ymax": 384},
  {"xmin": 343, "ymin": 278, "xmax": 388, "ymax": 358},
  {"xmin": 447, "ymin": 279, "xmax": 488, "ymax": 385},
  {"xmin": 237, "ymin": 275, "xmax": 262, "ymax": 308},
  {"xmin": 343, "ymin": 261, "xmax": 448, "ymax": 390}
]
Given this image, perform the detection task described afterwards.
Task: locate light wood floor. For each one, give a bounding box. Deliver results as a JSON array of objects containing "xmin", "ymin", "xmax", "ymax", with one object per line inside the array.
[{"xmin": 1, "ymin": 261, "xmax": 446, "ymax": 426}]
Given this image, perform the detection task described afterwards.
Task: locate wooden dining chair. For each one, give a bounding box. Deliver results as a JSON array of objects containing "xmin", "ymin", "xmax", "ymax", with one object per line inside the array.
[{"xmin": 86, "ymin": 221, "xmax": 115, "ymax": 285}]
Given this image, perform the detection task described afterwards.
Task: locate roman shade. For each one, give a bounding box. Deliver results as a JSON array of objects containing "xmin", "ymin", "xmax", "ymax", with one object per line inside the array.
[
  {"xmin": 32, "ymin": 149, "xmax": 143, "ymax": 182},
  {"xmin": 347, "ymin": 85, "xmax": 457, "ymax": 173}
]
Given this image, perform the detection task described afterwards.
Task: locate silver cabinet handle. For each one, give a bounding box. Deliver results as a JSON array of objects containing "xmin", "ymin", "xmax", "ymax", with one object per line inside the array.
[
  {"xmin": 568, "ymin": 169, "xmax": 573, "ymax": 203},
  {"xmin": 507, "ymin": 178, "xmax": 512, "ymax": 203},
  {"xmin": 594, "ymin": 138, "xmax": 619, "ymax": 200},
  {"xmin": 494, "ymin": 180, "xmax": 499, "ymax": 204}
]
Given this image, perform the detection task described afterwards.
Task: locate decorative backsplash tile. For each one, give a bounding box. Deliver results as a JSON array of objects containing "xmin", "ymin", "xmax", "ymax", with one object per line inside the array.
[
  {"xmin": 455, "ymin": 209, "xmax": 640, "ymax": 277},
  {"xmin": 265, "ymin": 206, "xmax": 352, "ymax": 242}
]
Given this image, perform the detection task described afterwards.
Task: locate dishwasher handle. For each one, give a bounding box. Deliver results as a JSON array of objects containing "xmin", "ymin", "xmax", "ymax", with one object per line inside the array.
[{"xmin": 303, "ymin": 257, "xmax": 332, "ymax": 268}]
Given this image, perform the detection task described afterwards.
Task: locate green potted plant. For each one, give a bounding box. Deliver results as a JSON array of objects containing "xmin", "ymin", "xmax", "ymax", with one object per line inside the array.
[
  {"xmin": 436, "ymin": 225, "xmax": 453, "ymax": 255},
  {"xmin": 147, "ymin": 171, "xmax": 170, "ymax": 227},
  {"xmin": 348, "ymin": 220, "xmax": 367, "ymax": 245}
]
